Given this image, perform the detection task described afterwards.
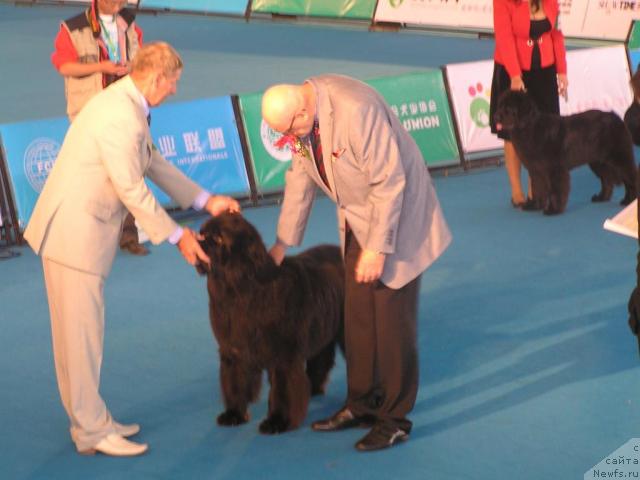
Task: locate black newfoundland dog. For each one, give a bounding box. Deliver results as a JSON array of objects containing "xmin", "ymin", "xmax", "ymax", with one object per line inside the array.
[
  {"xmin": 494, "ymin": 90, "xmax": 637, "ymax": 215},
  {"xmin": 196, "ymin": 212, "xmax": 344, "ymax": 434}
]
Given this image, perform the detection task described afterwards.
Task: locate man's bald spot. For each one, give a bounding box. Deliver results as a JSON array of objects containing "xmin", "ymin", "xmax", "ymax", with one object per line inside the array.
[{"xmin": 262, "ymin": 84, "xmax": 304, "ymax": 132}]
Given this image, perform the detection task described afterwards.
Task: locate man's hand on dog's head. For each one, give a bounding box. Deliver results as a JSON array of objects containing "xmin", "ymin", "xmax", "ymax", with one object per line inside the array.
[{"xmin": 178, "ymin": 227, "xmax": 210, "ymax": 267}]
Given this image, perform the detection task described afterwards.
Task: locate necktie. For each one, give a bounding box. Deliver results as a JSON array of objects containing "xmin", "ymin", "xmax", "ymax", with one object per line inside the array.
[
  {"xmin": 309, "ymin": 121, "xmax": 329, "ymax": 189},
  {"xmin": 146, "ymin": 114, "xmax": 151, "ymax": 126}
]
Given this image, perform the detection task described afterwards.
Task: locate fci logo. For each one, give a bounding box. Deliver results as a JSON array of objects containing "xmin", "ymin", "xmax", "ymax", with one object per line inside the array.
[
  {"xmin": 23, "ymin": 137, "xmax": 59, "ymax": 193},
  {"xmin": 388, "ymin": 0, "xmax": 404, "ymax": 7}
]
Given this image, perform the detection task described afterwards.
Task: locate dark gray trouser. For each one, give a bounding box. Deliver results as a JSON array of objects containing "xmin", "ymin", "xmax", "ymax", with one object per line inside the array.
[{"xmin": 343, "ymin": 230, "xmax": 420, "ymax": 433}]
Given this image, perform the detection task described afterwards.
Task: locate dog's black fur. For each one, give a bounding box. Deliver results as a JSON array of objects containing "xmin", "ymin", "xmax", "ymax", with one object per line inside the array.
[
  {"xmin": 624, "ymin": 101, "xmax": 640, "ymax": 146},
  {"xmin": 494, "ymin": 90, "xmax": 637, "ymax": 215},
  {"xmin": 196, "ymin": 212, "xmax": 344, "ymax": 434}
]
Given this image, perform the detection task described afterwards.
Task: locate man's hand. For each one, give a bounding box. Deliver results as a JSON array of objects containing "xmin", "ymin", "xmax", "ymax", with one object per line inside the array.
[
  {"xmin": 355, "ymin": 249, "xmax": 385, "ymax": 283},
  {"xmin": 177, "ymin": 227, "xmax": 209, "ymax": 266},
  {"xmin": 100, "ymin": 60, "xmax": 129, "ymax": 77},
  {"xmin": 269, "ymin": 240, "xmax": 288, "ymax": 266},
  {"xmin": 205, "ymin": 195, "xmax": 240, "ymax": 217}
]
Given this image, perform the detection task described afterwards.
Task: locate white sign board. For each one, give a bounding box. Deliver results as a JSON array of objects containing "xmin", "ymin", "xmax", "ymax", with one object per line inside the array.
[
  {"xmin": 579, "ymin": 0, "xmax": 640, "ymax": 41},
  {"xmin": 445, "ymin": 60, "xmax": 501, "ymax": 154},
  {"xmin": 556, "ymin": 0, "xmax": 590, "ymax": 38},
  {"xmin": 444, "ymin": 45, "xmax": 632, "ymax": 156},
  {"xmin": 561, "ymin": 45, "xmax": 632, "ymax": 118},
  {"xmin": 374, "ymin": 0, "xmax": 493, "ymax": 30},
  {"xmin": 42, "ymin": 0, "xmax": 139, "ymax": 4}
]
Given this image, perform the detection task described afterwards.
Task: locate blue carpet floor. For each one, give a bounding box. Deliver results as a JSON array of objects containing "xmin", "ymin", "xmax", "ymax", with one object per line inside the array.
[
  {"xmin": 2, "ymin": 166, "xmax": 639, "ymax": 479},
  {"xmin": 1, "ymin": 3, "xmax": 639, "ymax": 479}
]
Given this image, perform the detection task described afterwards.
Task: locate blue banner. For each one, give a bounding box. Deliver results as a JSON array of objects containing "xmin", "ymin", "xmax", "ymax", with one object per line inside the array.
[
  {"xmin": 0, "ymin": 117, "xmax": 69, "ymax": 228},
  {"xmin": 149, "ymin": 96, "xmax": 250, "ymax": 204},
  {"xmin": 0, "ymin": 96, "xmax": 249, "ymax": 228},
  {"xmin": 140, "ymin": 0, "xmax": 248, "ymax": 15}
]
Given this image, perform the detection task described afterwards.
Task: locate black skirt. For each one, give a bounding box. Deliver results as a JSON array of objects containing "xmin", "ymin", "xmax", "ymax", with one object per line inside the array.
[{"xmin": 489, "ymin": 62, "xmax": 560, "ymax": 140}]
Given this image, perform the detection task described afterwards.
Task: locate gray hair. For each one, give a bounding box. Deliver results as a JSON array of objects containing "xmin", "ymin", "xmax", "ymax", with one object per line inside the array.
[{"xmin": 131, "ymin": 42, "xmax": 183, "ymax": 77}]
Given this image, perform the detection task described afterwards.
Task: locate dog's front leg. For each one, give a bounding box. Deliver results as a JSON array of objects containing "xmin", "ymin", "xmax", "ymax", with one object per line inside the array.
[
  {"xmin": 217, "ymin": 352, "xmax": 261, "ymax": 426},
  {"xmin": 260, "ymin": 363, "xmax": 310, "ymax": 434},
  {"xmin": 544, "ymin": 168, "xmax": 570, "ymax": 215},
  {"xmin": 524, "ymin": 170, "xmax": 545, "ymax": 211}
]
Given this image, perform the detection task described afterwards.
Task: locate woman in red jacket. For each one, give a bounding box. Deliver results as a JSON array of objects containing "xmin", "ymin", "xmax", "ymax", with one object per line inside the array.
[{"xmin": 489, "ymin": 0, "xmax": 568, "ymax": 209}]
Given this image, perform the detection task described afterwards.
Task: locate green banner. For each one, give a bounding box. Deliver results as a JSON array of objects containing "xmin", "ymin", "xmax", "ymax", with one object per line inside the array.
[
  {"xmin": 251, "ymin": 0, "xmax": 376, "ymax": 20},
  {"xmin": 238, "ymin": 91, "xmax": 290, "ymax": 193},
  {"xmin": 629, "ymin": 20, "xmax": 640, "ymax": 51},
  {"xmin": 238, "ymin": 71, "xmax": 460, "ymax": 194},
  {"xmin": 366, "ymin": 71, "xmax": 460, "ymax": 167}
]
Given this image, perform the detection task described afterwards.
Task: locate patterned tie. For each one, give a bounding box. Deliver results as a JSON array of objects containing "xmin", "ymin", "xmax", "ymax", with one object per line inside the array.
[{"xmin": 309, "ymin": 120, "xmax": 329, "ymax": 189}]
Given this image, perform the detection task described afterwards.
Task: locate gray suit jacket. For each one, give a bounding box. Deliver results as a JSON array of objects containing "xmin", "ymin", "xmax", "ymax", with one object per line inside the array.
[
  {"xmin": 24, "ymin": 76, "xmax": 201, "ymax": 277},
  {"xmin": 276, "ymin": 74, "xmax": 452, "ymax": 289}
]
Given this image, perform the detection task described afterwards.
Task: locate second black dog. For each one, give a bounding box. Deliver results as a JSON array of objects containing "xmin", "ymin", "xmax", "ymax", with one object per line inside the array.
[
  {"xmin": 495, "ymin": 90, "xmax": 637, "ymax": 215},
  {"xmin": 196, "ymin": 212, "xmax": 344, "ymax": 434}
]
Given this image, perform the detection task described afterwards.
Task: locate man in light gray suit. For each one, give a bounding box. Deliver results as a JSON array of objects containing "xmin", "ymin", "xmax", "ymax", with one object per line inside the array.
[
  {"xmin": 24, "ymin": 42, "xmax": 239, "ymax": 457},
  {"xmin": 262, "ymin": 75, "xmax": 451, "ymax": 452}
]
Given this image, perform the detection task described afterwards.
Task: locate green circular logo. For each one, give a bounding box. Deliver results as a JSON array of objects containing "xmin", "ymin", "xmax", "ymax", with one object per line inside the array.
[
  {"xmin": 467, "ymin": 83, "xmax": 490, "ymax": 128},
  {"xmin": 389, "ymin": 0, "xmax": 404, "ymax": 8}
]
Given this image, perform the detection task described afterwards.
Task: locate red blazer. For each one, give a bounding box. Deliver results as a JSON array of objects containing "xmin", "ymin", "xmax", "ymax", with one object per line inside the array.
[{"xmin": 493, "ymin": 0, "xmax": 567, "ymax": 78}]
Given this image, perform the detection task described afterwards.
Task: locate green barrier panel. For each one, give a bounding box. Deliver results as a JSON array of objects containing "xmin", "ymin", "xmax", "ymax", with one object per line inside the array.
[
  {"xmin": 239, "ymin": 91, "xmax": 289, "ymax": 193},
  {"xmin": 629, "ymin": 20, "xmax": 640, "ymax": 51},
  {"xmin": 238, "ymin": 71, "xmax": 460, "ymax": 194},
  {"xmin": 366, "ymin": 71, "xmax": 460, "ymax": 168},
  {"xmin": 251, "ymin": 0, "xmax": 376, "ymax": 20}
]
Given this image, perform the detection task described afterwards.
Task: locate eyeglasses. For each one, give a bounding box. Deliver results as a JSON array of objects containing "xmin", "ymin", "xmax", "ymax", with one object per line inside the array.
[{"xmin": 283, "ymin": 112, "xmax": 298, "ymax": 135}]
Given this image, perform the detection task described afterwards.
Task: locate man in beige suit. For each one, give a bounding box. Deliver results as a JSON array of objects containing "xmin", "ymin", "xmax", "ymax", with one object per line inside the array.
[
  {"xmin": 262, "ymin": 75, "xmax": 451, "ymax": 451},
  {"xmin": 24, "ymin": 42, "xmax": 239, "ymax": 457}
]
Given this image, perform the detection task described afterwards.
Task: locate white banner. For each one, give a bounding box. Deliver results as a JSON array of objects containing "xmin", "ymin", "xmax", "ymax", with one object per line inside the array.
[
  {"xmin": 560, "ymin": 45, "xmax": 632, "ymax": 118},
  {"xmin": 578, "ymin": 0, "xmax": 640, "ymax": 41},
  {"xmin": 444, "ymin": 45, "xmax": 632, "ymax": 156},
  {"xmin": 374, "ymin": 0, "xmax": 493, "ymax": 30},
  {"xmin": 445, "ymin": 60, "xmax": 501, "ymax": 154},
  {"xmin": 373, "ymin": 0, "xmax": 628, "ymax": 41},
  {"xmin": 556, "ymin": 0, "xmax": 590, "ymax": 38},
  {"xmin": 38, "ymin": 0, "xmax": 139, "ymax": 4}
]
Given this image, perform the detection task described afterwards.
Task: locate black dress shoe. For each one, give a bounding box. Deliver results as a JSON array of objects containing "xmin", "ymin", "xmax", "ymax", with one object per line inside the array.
[
  {"xmin": 355, "ymin": 424, "xmax": 409, "ymax": 452},
  {"xmin": 311, "ymin": 408, "xmax": 371, "ymax": 432}
]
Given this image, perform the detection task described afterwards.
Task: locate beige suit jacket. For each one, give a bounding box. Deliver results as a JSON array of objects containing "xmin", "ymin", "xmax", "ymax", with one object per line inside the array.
[
  {"xmin": 276, "ymin": 74, "xmax": 452, "ymax": 289},
  {"xmin": 24, "ymin": 76, "xmax": 202, "ymax": 277}
]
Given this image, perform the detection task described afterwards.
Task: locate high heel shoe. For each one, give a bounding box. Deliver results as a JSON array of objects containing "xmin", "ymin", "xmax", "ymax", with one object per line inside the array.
[{"xmin": 511, "ymin": 198, "xmax": 525, "ymax": 209}]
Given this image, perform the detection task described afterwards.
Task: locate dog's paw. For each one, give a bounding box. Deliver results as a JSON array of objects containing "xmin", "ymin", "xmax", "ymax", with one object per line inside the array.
[
  {"xmin": 259, "ymin": 413, "xmax": 290, "ymax": 434},
  {"xmin": 521, "ymin": 198, "xmax": 542, "ymax": 211},
  {"xmin": 217, "ymin": 409, "xmax": 249, "ymax": 426}
]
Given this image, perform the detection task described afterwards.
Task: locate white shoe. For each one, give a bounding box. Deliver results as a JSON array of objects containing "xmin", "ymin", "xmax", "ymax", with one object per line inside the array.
[
  {"xmin": 79, "ymin": 433, "xmax": 148, "ymax": 457},
  {"xmin": 114, "ymin": 422, "xmax": 140, "ymax": 438}
]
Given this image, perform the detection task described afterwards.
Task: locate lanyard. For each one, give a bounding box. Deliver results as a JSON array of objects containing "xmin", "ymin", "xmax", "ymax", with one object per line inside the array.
[{"xmin": 99, "ymin": 17, "xmax": 120, "ymax": 63}]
